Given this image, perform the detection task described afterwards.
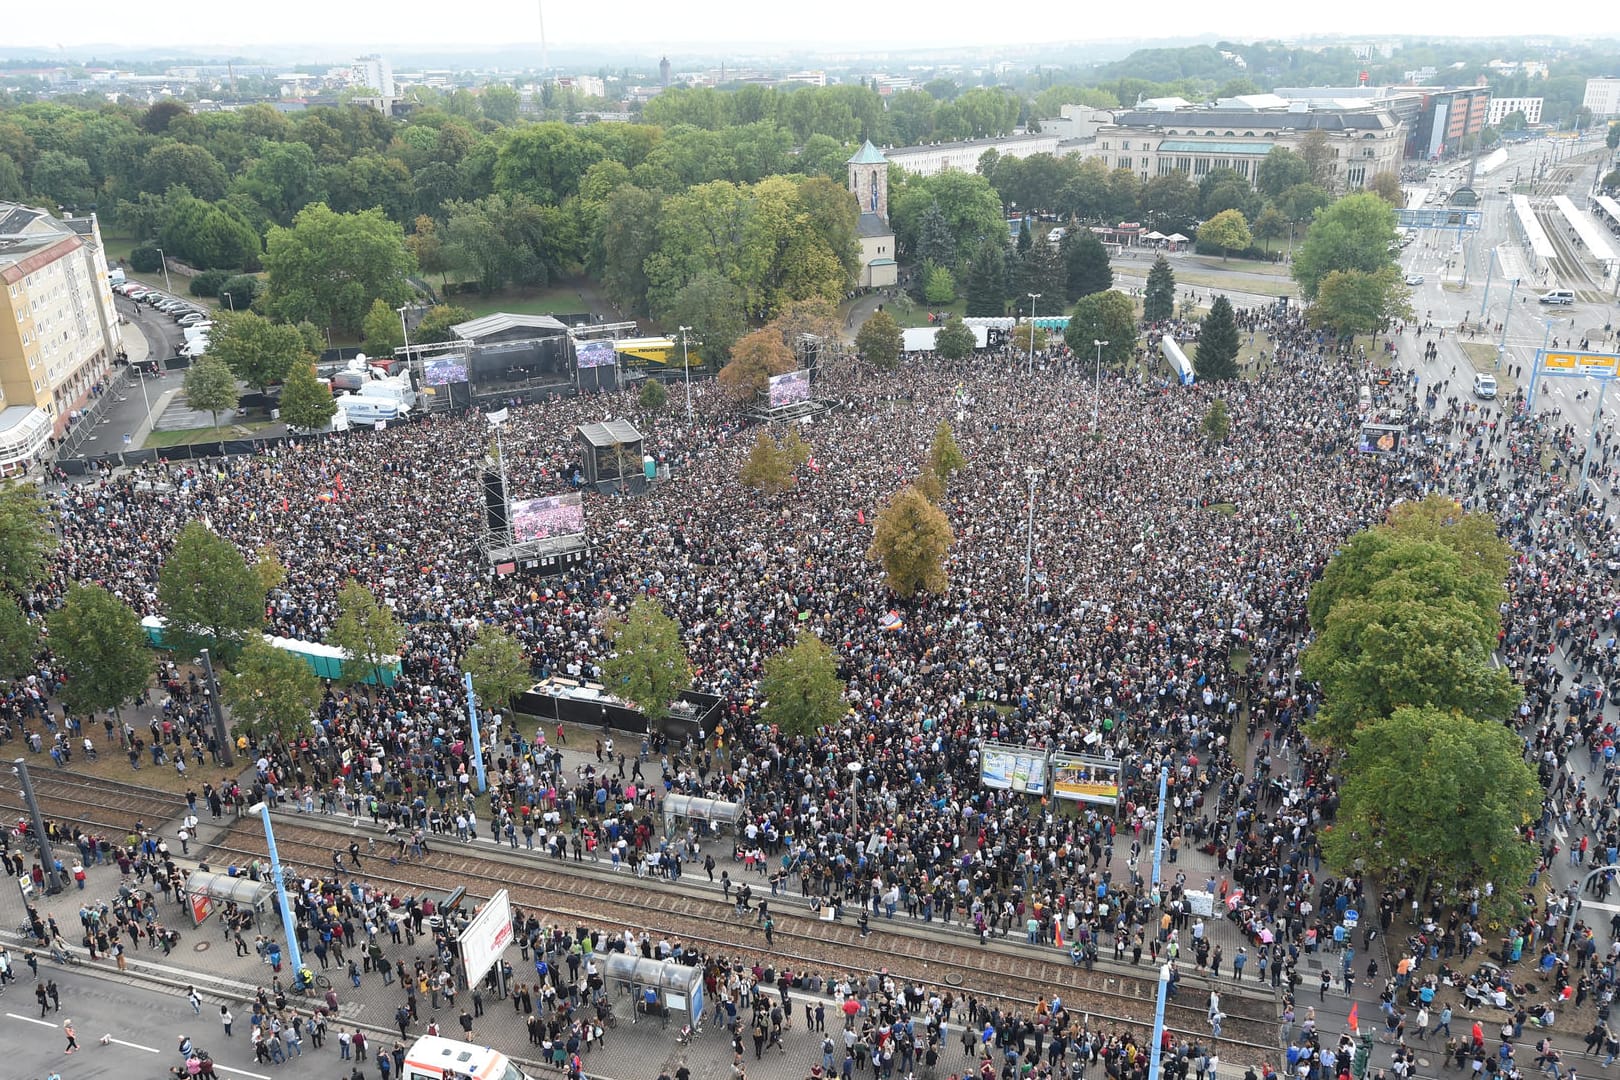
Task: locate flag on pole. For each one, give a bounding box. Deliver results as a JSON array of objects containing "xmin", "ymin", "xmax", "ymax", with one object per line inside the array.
[
  {"xmin": 1348, "ymin": 1003, "xmax": 1359, "ymax": 1035},
  {"xmin": 856, "ymin": 510, "xmax": 866, "ymax": 526},
  {"xmin": 1053, "ymin": 922, "xmax": 1064, "ymax": 949}
]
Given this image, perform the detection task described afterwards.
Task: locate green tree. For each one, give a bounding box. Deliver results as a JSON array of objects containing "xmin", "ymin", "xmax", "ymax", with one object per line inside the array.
[
  {"xmin": 413, "ymin": 304, "xmax": 476, "ymax": 344},
  {"xmin": 1143, "ymin": 255, "xmax": 1176, "ymax": 323},
  {"xmin": 46, "ymin": 584, "xmax": 151, "ymax": 724},
  {"xmin": 1277, "ymin": 183, "xmax": 1333, "ymax": 229},
  {"xmin": 1367, "ymin": 171, "xmax": 1403, "ymax": 208},
  {"xmin": 461, "ymin": 623, "xmax": 533, "ymax": 715},
  {"xmin": 922, "ymin": 264, "xmax": 956, "ymax": 304},
  {"xmin": 934, "ymin": 315, "xmax": 976, "ymax": 361},
  {"xmin": 221, "ymin": 637, "xmax": 321, "ymax": 745},
  {"xmin": 328, "ymin": 580, "xmax": 406, "ymax": 688},
  {"xmin": 205, "ymin": 310, "xmax": 309, "ymax": 394},
  {"xmin": 662, "ymin": 271, "xmax": 746, "ymax": 362},
  {"xmin": 1059, "ymin": 229, "xmax": 1113, "ymax": 303},
  {"xmin": 1196, "ymin": 296, "xmax": 1241, "ymax": 381},
  {"xmin": 182, "ymin": 353, "xmax": 240, "ymax": 432},
  {"xmin": 253, "ymin": 544, "xmax": 288, "ymax": 598},
  {"xmin": 1256, "ymin": 146, "xmax": 1311, "ymax": 199},
  {"xmin": 234, "ymin": 141, "xmax": 323, "ymax": 226},
  {"xmin": 1139, "ymin": 171, "xmax": 1199, "ymax": 234},
  {"xmin": 719, "ymin": 327, "xmax": 797, "ymax": 399},
  {"xmin": 1322, "ymin": 706, "xmax": 1538, "ymax": 916},
  {"xmin": 220, "ymin": 274, "xmax": 264, "ymax": 313},
  {"xmin": 261, "ymin": 203, "xmax": 416, "ymax": 335},
  {"xmin": 867, "ymin": 485, "xmax": 953, "ymax": 598},
  {"xmin": 1310, "ymin": 266, "xmax": 1412, "ymax": 341},
  {"xmin": 0, "ymin": 482, "xmax": 54, "ymax": 594},
  {"xmin": 1252, "ymin": 206, "xmax": 1287, "ymax": 254},
  {"xmin": 929, "ymin": 419, "xmax": 967, "ymax": 483},
  {"xmin": 361, "ymin": 297, "xmax": 404, "ymax": 354},
  {"xmin": 601, "ymin": 597, "xmax": 692, "ymax": 717},
  {"xmin": 638, "ymin": 379, "xmax": 669, "ymax": 413},
  {"xmin": 855, "ymin": 310, "xmax": 903, "ymax": 371},
  {"xmin": 158, "ymin": 521, "xmax": 263, "ymax": 666},
  {"xmin": 760, "ymin": 632, "xmax": 846, "ymax": 736},
  {"xmin": 1063, "ymin": 290, "xmax": 1137, "ymax": 367},
  {"xmin": 1308, "ymin": 530, "xmax": 1507, "ymax": 641},
  {"xmin": 1202, "ymin": 399, "xmax": 1231, "ymax": 444},
  {"xmin": 1200, "ymin": 209, "xmax": 1252, "ymax": 261},
  {"xmin": 1386, "ymin": 495, "xmax": 1511, "ymax": 586},
  {"xmin": 279, "ymin": 361, "xmax": 339, "ymax": 433},
  {"xmin": 0, "ymin": 594, "xmax": 39, "ymax": 680},
  {"xmin": 963, "ymin": 239, "xmax": 1007, "ymax": 317},
  {"xmin": 739, "ymin": 431, "xmax": 796, "ymax": 494},
  {"xmin": 1292, "ymin": 192, "xmax": 1398, "ymax": 300}
]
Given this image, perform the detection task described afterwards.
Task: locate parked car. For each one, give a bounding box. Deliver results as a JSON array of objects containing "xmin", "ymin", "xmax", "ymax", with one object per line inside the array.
[
  {"xmin": 1539, "ymin": 289, "xmax": 1575, "ymax": 305},
  {"xmin": 1405, "ymin": 273, "xmax": 1425, "ymax": 286}
]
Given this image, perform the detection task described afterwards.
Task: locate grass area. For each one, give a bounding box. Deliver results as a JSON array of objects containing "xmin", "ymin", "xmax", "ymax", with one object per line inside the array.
[
  {"xmin": 1460, "ymin": 341, "xmax": 1516, "ymax": 395},
  {"xmin": 880, "ymin": 295, "xmax": 965, "ymax": 328},
  {"xmin": 1208, "ymin": 502, "xmax": 1237, "ymax": 517},
  {"xmin": 1179, "ymin": 255, "xmax": 1293, "ymax": 278},
  {"xmin": 144, "ymin": 419, "xmax": 279, "ymax": 449},
  {"xmin": 1172, "ymin": 268, "xmax": 1297, "ymax": 297},
  {"xmin": 451, "ymin": 286, "xmax": 591, "ymax": 320},
  {"xmin": 1228, "ymin": 646, "xmax": 1252, "ymax": 674},
  {"xmin": 54, "ymin": 740, "xmax": 228, "ymax": 801}
]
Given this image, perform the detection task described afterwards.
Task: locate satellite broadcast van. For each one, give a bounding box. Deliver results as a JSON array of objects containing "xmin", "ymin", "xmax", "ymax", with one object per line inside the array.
[{"xmin": 403, "ymin": 1036, "xmax": 531, "ymax": 1080}]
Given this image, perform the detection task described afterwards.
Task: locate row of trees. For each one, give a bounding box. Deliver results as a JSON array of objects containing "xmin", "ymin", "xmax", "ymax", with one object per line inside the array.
[{"xmin": 1303, "ymin": 497, "xmax": 1536, "ymax": 917}]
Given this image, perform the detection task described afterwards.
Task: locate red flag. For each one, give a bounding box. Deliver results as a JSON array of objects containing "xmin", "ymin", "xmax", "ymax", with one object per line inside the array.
[
  {"xmin": 1348, "ymin": 1003, "xmax": 1359, "ymax": 1034},
  {"xmin": 280, "ymin": 496, "xmax": 288, "ymax": 512},
  {"xmin": 856, "ymin": 510, "xmax": 865, "ymax": 526},
  {"xmin": 333, "ymin": 473, "xmax": 345, "ymax": 492}
]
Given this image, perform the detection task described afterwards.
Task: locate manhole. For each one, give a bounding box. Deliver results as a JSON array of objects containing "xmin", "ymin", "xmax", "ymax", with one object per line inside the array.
[
  {"xmin": 945, "ymin": 974, "xmax": 963, "ymax": 987},
  {"xmin": 194, "ymin": 941, "xmax": 210, "ymax": 952}
]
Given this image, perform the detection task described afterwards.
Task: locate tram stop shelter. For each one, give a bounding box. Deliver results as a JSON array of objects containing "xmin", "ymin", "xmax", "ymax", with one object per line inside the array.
[
  {"xmin": 603, "ymin": 954, "xmax": 705, "ymax": 1023},
  {"xmin": 185, "ymin": 870, "xmax": 273, "ymax": 929},
  {"xmin": 660, "ymin": 792, "xmax": 743, "ymax": 838}
]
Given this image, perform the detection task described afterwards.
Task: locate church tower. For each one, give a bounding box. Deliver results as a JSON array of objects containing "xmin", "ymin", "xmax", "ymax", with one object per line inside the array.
[{"xmin": 847, "ymin": 140, "xmax": 889, "ymax": 222}]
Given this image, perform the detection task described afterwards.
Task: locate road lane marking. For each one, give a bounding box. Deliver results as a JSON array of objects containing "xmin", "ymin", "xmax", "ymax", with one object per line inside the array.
[
  {"xmin": 214, "ymin": 1066, "xmax": 273, "ymax": 1080},
  {"xmin": 6, "ymin": 1012, "xmax": 58, "ymax": 1027},
  {"xmin": 107, "ymin": 1037, "xmax": 159, "ymax": 1052}
]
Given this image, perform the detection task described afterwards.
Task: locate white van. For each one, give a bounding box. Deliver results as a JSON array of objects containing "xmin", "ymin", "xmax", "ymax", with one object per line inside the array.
[
  {"xmin": 1473, "ymin": 372, "xmax": 1498, "ymax": 399},
  {"xmin": 334, "ymin": 394, "xmax": 403, "ymax": 424},
  {"xmin": 403, "ymin": 1035, "xmax": 530, "ymax": 1080},
  {"xmin": 1539, "ymin": 289, "xmax": 1575, "ymax": 305},
  {"xmin": 355, "ymin": 374, "xmax": 418, "ymax": 414}
]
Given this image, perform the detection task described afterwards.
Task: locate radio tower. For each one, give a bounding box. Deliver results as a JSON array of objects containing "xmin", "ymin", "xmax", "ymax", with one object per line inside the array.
[{"xmin": 537, "ymin": 0, "xmax": 550, "ymax": 75}]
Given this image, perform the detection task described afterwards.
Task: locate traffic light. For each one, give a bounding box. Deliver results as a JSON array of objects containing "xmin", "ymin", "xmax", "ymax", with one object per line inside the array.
[{"xmin": 1352, "ymin": 1034, "xmax": 1374, "ymax": 1080}]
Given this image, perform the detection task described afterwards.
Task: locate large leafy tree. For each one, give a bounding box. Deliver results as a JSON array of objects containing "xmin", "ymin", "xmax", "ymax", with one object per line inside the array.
[
  {"xmin": 222, "ymin": 638, "xmax": 321, "ymax": 745},
  {"xmin": 1256, "ymin": 146, "xmax": 1311, "ymax": 198},
  {"xmin": 855, "ymin": 310, "xmax": 903, "ymax": 371},
  {"xmin": 1139, "ymin": 171, "xmax": 1199, "ymax": 235},
  {"xmin": 1323, "ymin": 706, "xmax": 1539, "ymax": 916},
  {"xmin": 963, "ymin": 239, "xmax": 1007, "ymax": 317},
  {"xmin": 261, "ymin": 203, "xmax": 416, "ymax": 334},
  {"xmin": 0, "ymin": 594, "xmax": 38, "ymax": 680},
  {"xmin": 181, "ymin": 354, "xmax": 240, "ymax": 432},
  {"xmin": 279, "ymin": 361, "xmax": 339, "ymax": 433},
  {"xmin": 1386, "ymin": 496, "xmax": 1511, "ymax": 585},
  {"xmin": 934, "ymin": 315, "xmax": 975, "ymax": 361},
  {"xmin": 719, "ymin": 327, "xmax": 797, "ymax": 399},
  {"xmin": 1292, "ymin": 192, "xmax": 1398, "ymax": 300},
  {"xmin": 1195, "ymin": 296, "xmax": 1241, "ymax": 381},
  {"xmin": 761, "ymin": 632, "xmax": 846, "ymax": 737},
  {"xmin": 48, "ymin": 583, "xmax": 151, "ymax": 724},
  {"xmin": 739, "ymin": 431, "xmax": 796, "ymax": 494},
  {"xmin": 1308, "ymin": 531, "xmax": 1506, "ymax": 641},
  {"xmin": 1059, "ymin": 228, "xmax": 1113, "ymax": 303},
  {"xmin": 867, "ymin": 484, "xmax": 953, "ymax": 598},
  {"xmin": 205, "ymin": 310, "xmax": 310, "ymax": 394},
  {"xmin": 1199, "ymin": 209, "xmax": 1252, "ymax": 260},
  {"xmin": 1063, "ymin": 290, "xmax": 1137, "ymax": 368},
  {"xmin": 1310, "ymin": 266, "xmax": 1413, "ymax": 341},
  {"xmin": 1143, "ymin": 255, "xmax": 1176, "ymax": 323},
  {"xmin": 662, "ymin": 271, "xmax": 746, "ymax": 363},
  {"xmin": 0, "ymin": 482, "xmax": 55, "ymax": 594},
  {"xmin": 158, "ymin": 522, "xmax": 263, "ymax": 666},
  {"xmin": 601, "ymin": 598, "xmax": 692, "ymax": 716},
  {"xmin": 462, "ymin": 624, "xmax": 533, "ymax": 715},
  {"xmin": 929, "ymin": 420, "xmax": 967, "ymax": 485},
  {"xmin": 328, "ymin": 581, "xmax": 406, "ymax": 688}
]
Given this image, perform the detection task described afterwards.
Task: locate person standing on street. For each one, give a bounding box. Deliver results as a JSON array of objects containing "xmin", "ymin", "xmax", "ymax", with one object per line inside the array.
[
  {"xmin": 35, "ymin": 981, "xmax": 49, "ymax": 1017},
  {"xmin": 188, "ymin": 985, "xmax": 202, "ymax": 1014},
  {"xmin": 221, "ymin": 1005, "xmax": 234, "ymax": 1037},
  {"xmin": 47, "ymin": 978, "xmax": 60, "ymax": 1012},
  {"xmin": 63, "ymin": 1018, "xmax": 79, "ymax": 1054}
]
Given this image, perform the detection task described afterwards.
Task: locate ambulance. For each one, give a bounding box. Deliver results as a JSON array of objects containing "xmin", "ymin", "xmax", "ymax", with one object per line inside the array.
[{"xmin": 403, "ymin": 1036, "xmax": 532, "ymax": 1080}]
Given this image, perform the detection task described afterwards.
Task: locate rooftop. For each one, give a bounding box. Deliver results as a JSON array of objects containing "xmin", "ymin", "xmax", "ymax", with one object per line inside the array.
[
  {"xmin": 1113, "ymin": 108, "xmax": 1398, "ymax": 133},
  {"xmin": 0, "ymin": 202, "xmax": 84, "ymax": 281},
  {"xmin": 847, "ymin": 139, "xmax": 888, "ymax": 165},
  {"xmin": 856, "ymin": 212, "xmax": 892, "ymax": 238},
  {"xmin": 450, "ymin": 312, "xmax": 570, "ymax": 341},
  {"xmin": 886, "ymin": 132, "xmax": 1053, "ymax": 157}
]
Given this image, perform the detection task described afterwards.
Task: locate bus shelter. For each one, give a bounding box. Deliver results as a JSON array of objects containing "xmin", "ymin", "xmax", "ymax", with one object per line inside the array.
[
  {"xmin": 602, "ymin": 954, "xmax": 705, "ymax": 1022},
  {"xmin": 185, "ymin": 870, "xmax": 272, "ymax": 929},
  {"xmin": 660, "ymin": 793, "xmax": 743, "ymax": 838}
]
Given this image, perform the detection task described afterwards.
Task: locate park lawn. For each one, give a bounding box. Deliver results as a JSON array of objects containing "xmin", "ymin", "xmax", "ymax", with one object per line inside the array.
[
  {"xmin": 452, "ymin": 286, "xmax": 590, "ymax": 320},
  {"xmin": 1460, "ymin": 341, "xmax": 1517, "ymax": 395},
  {"xmin": 879, "ymin": 295, "xmax": 966, "ymax": 328},
  {"xmin": 1170, "ymin": 268, "xmax": 1297, "ymax": 297},
  {"xmin": 1179, "ymin": 254, "xmax": 1293, "ymax": 278},
  {"xmin": 144, "ymin": 420, "xmax": 279, "ymax": 449},
  {"xmin": 58, "ymin": 739, "xmax": 228, "ymax": 799}
]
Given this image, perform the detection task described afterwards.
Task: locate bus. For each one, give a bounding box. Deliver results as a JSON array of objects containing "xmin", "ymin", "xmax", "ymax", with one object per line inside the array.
[{"xmin": 403, "ymin": 1036, "xmax": 532, "ymax": 1080}]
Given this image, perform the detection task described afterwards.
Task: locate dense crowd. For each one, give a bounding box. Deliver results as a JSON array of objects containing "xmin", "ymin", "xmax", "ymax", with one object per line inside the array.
[{"xmin": 9, "ymin": 298, "xmax": 1620, "ymax": 1080}]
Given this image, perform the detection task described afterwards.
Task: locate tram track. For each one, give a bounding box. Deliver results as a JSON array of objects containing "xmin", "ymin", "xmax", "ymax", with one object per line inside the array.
[{"xmin": 204, "ymin": 815, "xmax": 1279, "ymax": 1064}]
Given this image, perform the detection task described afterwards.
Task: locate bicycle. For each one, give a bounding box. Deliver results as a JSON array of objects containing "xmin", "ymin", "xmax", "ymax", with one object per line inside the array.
[
  {"xmin": 293, "ymin": 972, "xmax": 333, "ymax": 995},
  {"xmin": 49, "ymin": 947, "xmax": 81, "ymax": 966}
]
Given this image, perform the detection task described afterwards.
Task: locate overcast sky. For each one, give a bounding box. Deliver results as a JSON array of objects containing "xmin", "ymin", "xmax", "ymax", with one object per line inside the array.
[{"xmin": 17, "ymin": 0, "xmax": 1612, "ymax": 53}]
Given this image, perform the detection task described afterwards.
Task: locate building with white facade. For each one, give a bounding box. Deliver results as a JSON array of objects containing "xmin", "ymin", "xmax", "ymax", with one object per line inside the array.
[
  {"xmin": 1585, "ymin": 77, "xmax": 1620, "ymax": 119},
  {"xmin": 351, "ymin": 55, "xmax": 394, "ymax": 98},
  {"xmin": 884, "ymin": 133, "xmax": 1059, "ymax": 178},
  {"xmin": 0, "ymin": 204, "xmax": 123, "ymax": 471},
  {"xmin": 1486, "ymin": 97, "xmax": 1543, "ymax": 126},
  {"xmin": 847, "ymin": 142, "xmax": 896, "ymax": 289}
]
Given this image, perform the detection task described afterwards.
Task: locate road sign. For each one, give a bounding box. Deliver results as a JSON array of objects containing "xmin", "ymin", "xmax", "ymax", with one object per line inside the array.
[
  {"xmin": 1396, "ymin": 208, "xmax": 1484, "ymax": 230},
  {"xmin": 1544, "ymin": 351, "xmax": 1618, "ymax": 375}
]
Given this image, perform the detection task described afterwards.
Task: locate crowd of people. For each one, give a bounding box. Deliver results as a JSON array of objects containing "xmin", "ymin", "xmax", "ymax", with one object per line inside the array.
[{"xmin": 7, "ymin": 295, "xmax": 1620, "ymax": 1080}]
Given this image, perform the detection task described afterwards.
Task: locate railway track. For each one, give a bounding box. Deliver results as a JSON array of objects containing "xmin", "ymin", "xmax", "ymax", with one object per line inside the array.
[
  {"xmin": 203, "ymin": 815, "xmax": 1279, "ymax": 1063},
  {"xmin": 0, "ymin": 768, "xmax": 190, "ymax": 842}
]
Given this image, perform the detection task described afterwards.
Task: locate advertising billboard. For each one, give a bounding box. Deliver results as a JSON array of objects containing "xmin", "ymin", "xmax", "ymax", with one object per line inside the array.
[
  {"xmin": 422, "ymin": 356, "xmax": 468, "ymax": 386},
  {"xmin": 1051, "ymin": 753, "xmax": 1122, "ymax": 805},
  {"xmin": 510, "ymin": 493, "xmax": 585, "ymax": 542},
  {"xmin": 458, "ymin": 888, "xmax": 513, "ymax": 989},
  {"xmin": 576, "ymin": 340, "xmax": 616, "ymax": 369},
  {"xmin": 1357, "ymin": 424, "xmax": 1407, "ymax": 456},
  {"xmin": 768, "ymin": 369, "xmax": 811, "ymax": 409},
  {"xmin": 979, "ymin": 743, "xmax": 1047, "ymax": 795}
]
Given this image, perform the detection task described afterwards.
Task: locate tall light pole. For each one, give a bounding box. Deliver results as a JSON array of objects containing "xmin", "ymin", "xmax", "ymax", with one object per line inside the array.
[
  {"xmin": 1022, "ymin": 467, "xmax": 1040, "ymax": 599},
  {"xmin": 153, "ymin": 247, "xmax": 173, "ymax": 294},
  {"xmin": 464, "ymin": 671, "xmax": 486, "ymax": 794},
  {"xmin": 222, "ymin": 290, "xmax": 235, "ymax": 313},
  {"xmin": 12, "ymin": 758, "xmax": 66, "ymax": 894},
  {"xmin": 1092, "ymin": 340, "xmax": 1109, "ymax": 429},
  {"xmin": 1496, "ymin": 277, "xmax": 1519, "ymax": 371},
  {"xmin": 678, "ymin": 325, "xmax": 694, "ymax": 422},
  {"xmin": 847, "ymin": 760, "xmax": 863, "ymax": 834},
  {"xmin": 397, "ymin": 304, "xmax": 413, "ymax": 366},
  {"xmin": 1026, "ymin": 293, "xmax": 1040, "ymax": 375},
  {"xmin": 199, "ymin": 648, "xmax": 234, "ymax": 767},
  {"xmin": 249, "ymin": 801, "xmax": 305, "ymax": 982}
]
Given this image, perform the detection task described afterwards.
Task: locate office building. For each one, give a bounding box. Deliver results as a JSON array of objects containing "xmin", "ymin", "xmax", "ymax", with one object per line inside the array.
[
  {"xmin": 1585, "ymin": 77, "xmax": 1620, "ymax": 119},
  {"xmin": 1485, "ymin": 97, "xmax": 1543, "ymax": 127}
]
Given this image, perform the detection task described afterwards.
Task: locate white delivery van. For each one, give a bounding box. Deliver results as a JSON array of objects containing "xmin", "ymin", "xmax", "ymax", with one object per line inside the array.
[
  {"xmin": 1539, "ymin": 289, "xmax": 1575, "ymax": 305},
  {"xmin": 403, "ymin": 1035, "xmax": 531, "ymax": 1080},
  {"xmin": 355, "ymin": 374, "xmax": 418, "ymax": 414},
  {"xmin": 334, "ymin": 394, "xmax": 403, "ymax": 424}
]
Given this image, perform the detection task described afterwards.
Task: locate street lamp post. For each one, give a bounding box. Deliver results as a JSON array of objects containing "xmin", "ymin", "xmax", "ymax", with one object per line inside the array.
[
  {"xmin": 12, "ymin": 757, "xmax": 67, "ymax": 894},
  {"xmin": 198, "ymin": 648, "xmax": 235, "ymax": 767},
  {"xmin": 1479, "ymin": 246, "xmax": 1497, "ymax": 321},
  {"xmin": 249, "ymin": 801, "xmax": 305, "ymax": 982},
  {"xmin": 222, "ymin": 290, "xmax": 235, "ymax": 313},
  {"xmin": 1496, "ymin": 278, "xmax": 1519, "ymax": 371},
  {"xmin": 847, "ymin": 761, "xmax": 863, "ymax": 834},
  {"xmin": 1022, "ymin": 467, "xmax": 1040, "ymax": 599},
  {"xmin": 678, "ymin": 325, "xmax": 694, "ymax": 422},
  {"xmin": 153, "ymin": 247, "xmax": 173, "ymax": 294},
  {"xmin": 1026, "ymin": 293, "xmax": 1040, "ymax": 375},
  {"xmin": 397, "ymin": 304, "xmax": 412, "ymax": 365},
  {"xmin": 1092, "ymin": 340, "xmax": 1109, "ymax": 429}
]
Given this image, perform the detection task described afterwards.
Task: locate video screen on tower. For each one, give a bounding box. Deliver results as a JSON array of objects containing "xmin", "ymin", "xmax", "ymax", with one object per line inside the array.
[
  {"xmin": 510, "ymin": 493, "xmax": 585, "ymax": 542},
  {"xmin": 768, "ymin": 369, "xmax": 810, "ymax": 409},
  {"xmin": 576, "ymin": 341, "xmax": 616, "ymax": 369}
]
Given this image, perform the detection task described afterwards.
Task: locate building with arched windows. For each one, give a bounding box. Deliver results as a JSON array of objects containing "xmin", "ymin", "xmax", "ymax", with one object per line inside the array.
[{"xmin": 848, "ymin": 141, "xmax": 897, "ymax": 288}]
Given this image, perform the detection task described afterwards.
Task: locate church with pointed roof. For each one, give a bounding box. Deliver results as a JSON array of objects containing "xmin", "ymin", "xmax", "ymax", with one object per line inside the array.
[{"xmin": 847, "ymin": 141, "xmax": 897, "ymax": 288}]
